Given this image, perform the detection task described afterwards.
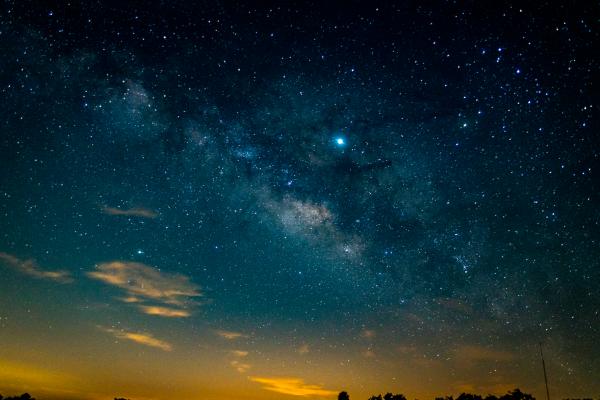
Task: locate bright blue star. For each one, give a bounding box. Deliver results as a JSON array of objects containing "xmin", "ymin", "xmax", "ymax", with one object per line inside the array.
[{"xmin": 335, "ymin": 137, "xmax": 346, "ymax": 146}]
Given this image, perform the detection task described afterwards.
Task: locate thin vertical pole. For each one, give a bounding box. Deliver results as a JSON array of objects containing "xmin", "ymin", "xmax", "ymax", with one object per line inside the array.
[{"xmin": 539, "ymin": 342, "xmax": 550, "ymax": 400}]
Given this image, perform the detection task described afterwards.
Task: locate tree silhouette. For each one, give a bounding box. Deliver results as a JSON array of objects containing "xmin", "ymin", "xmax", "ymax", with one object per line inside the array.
[
  {"xmin": 457, "ymin": 393, "xmax": 483, "ymax": 400},
  {"xmin": 499, "ymin": 389, "xmax": 535, "ymax": 400},
  {"xmin": 369, "ymin": 393, "xmax": 407, "ymax": 400},
  {"xmin": 384, "ymin": 394, "xmax": 407, "ymax": 400},
  {"xmin": 451, "ymin": 390, "xmax": 536, "ymax": 400},
  {"xmin": 0, "ymin": 388, "xmax": 538, "ymax": 400},
  {"xmin": 0, "ymin": 395, "xmax": 35, "ymax": 400}
]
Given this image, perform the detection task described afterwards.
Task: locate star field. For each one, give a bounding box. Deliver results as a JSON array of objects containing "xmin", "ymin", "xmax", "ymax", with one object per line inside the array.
[{"xmin": 0, "ymin": 1, "xmax": 598, "ymax": 399}]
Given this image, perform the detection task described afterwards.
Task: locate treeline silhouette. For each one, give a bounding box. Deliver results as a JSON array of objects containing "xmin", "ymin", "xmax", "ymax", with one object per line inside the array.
[
  {"xmin": 338, "ymin": 389, "xmax": 539, "ymax": 400},
  {"xmin": 0, "ymin": 394, "xmax": 35, "ymax": 400},
  {"xmin": 2, "ymin": 390, "xmax": 596, "ymax": 400}
]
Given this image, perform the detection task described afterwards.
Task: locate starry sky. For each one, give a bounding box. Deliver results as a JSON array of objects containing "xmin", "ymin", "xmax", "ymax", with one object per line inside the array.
[{"xmin": 0, "ymin": 1, "xmax": 598, "ymax": 399}]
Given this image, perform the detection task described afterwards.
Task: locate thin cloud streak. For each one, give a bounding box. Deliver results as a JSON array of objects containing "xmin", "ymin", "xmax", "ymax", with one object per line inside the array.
[
  {"xmin": 454, "ymin": 345, "xmax": 515, "ymax": 363},
  {"xmin": 101, "ymin": 206, "xmax": 158, "ymax": 218},
  {"xmin": 297, "ymin": 344, "xmax": 310, "ymax": 354},
  {"xmin": 120, "ymin": 296, "xmax": 142, "ymax": 303},
  {"xmin": 216, "ymin": 330, "xmax": 247, "ymax": 340},
  {"xmin": 139, "ymin": 305, "xmax": 191, "ymax": 318},
  {"xmin": 0, "ymin": 252, "xmax": 73, "ymax": 283},
  {"xmin": 361, "ymin": 329, "xmax": 376, "ymax": 339},
  {"xmin": 101, "ymin": 326, "xmax": 172, "ymax": 351},
  {"xmin": 249, "ymin": 376, "xmax": 337, "ymax": 397}
]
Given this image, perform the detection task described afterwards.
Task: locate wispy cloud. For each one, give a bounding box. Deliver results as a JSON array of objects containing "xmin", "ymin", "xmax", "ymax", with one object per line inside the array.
[
  {"xmin": 454, "ymin": 344, "xmax": 515, "ymax": 364},
  {"xmin": 101, "ymin": 206, "xmax": 158, "ymax": 219},
  {"xmin": 216, "ymin": 330, "xmax": 247, "ymax": 340},
  {"xmin": 0, "ymin": 252, "xmax": 73, "ymax": 283},
  {"xmin": 454, "ymin": 381, "xmax": 518, "ymax": 396},
  {"xmin": 0, "ymin": 359, "xmax": 75, "ymax": 392},
  {"xmin": 139, "ymin": 305, "xmax": 191, "ymax": 318},
  {"xmin": 228, "ymin": 350, "xmax": 251, "ymax": 373},
  {"xmin": 230, "ymin": 360, "xmax": 251, "ymax": 373},
  {"xmin": 101, "ymin": 326, "xmax": 172, "ymax": 351},
  {"xmin": 361, "ymin": 329, "xmax": 376, "ymax": 339},
  {"xmin": 297, "ymin": 344, "xmax": 310, "ymax": 355},
  {"xmin": 120, "ymin": 296, "xmax": 142, "ymax": 303},
  {"xmin": 249, "ymin": 377, "xmax": 337, "ymax": 397},
  {"xmin": 87, "ymin": 261, "xmax": 201, "ymax": 317}
]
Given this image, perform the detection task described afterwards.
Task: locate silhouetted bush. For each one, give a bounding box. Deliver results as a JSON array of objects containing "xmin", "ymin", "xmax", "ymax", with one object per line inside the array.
[
  {"xmin": 457, "ymin": 393, "xmax": 483, "ymax": 400},
  {"xmin": 364, "ymin": 389, "xmax": 535, "ymax": 400},
  {"xmin": 0, "ymin": 394, "xmax": 35, "ymax": 400},
  {"xmin": 339, "ymin": 392, "xmax": 350, "ymax": 400},
  {"xmin": 368, "ymin": 393, "xmax": 406, "ymax": 400},
  {"xmin": 562, "ymin": 398, "xmax": 594, "ymax": 400},
  {"xmin": 500, "ymin": 389, "xmax": 535, "ymax": 400},
  {"xmin": 385, "ymin": 394, "xmax": 407, "ymax": 400}
]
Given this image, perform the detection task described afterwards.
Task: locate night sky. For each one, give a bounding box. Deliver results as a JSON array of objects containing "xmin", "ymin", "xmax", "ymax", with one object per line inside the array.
[{"xmin": 0, "ymin": 1, "xmax": 598, "ymax": 399}]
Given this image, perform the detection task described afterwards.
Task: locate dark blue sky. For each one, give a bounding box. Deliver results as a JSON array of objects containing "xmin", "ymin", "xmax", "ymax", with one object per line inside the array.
[{"xmin": 0, "ymin": 1, "xmax": 598, "ymax": 399}]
